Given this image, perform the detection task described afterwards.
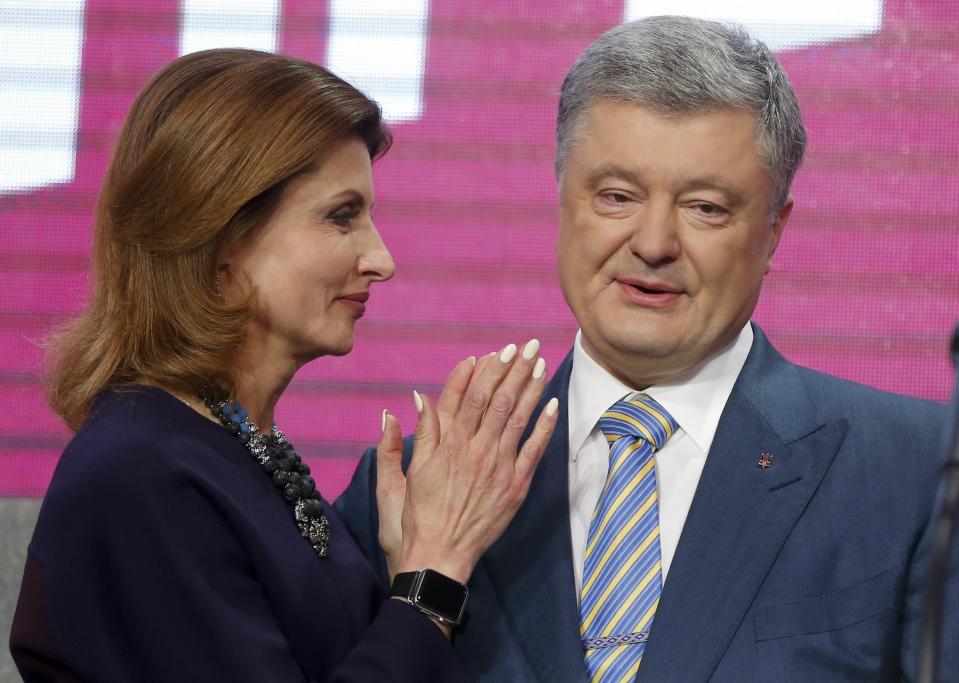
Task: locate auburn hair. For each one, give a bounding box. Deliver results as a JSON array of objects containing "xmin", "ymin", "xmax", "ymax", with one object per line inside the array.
[{"xmin": 47, "ymin": 49, "xmax": 391, "ymax": 430}]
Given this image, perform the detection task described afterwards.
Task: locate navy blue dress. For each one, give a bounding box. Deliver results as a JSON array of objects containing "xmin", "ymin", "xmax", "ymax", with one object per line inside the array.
[{"xmin": 11, "ymin": 386, "xmax": 468, "ymax": 682}]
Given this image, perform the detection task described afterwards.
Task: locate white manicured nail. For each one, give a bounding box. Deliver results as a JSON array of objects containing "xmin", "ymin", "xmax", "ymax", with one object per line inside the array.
[
  {"xmin": 545, "ymin": 397, "xmax": 559, "ymax": 417},
  {"xmin": 499, "ymin": 343, "xmax": 517, "ymax": 363},
  {"xmin": 381, "ymin": 409, "xmax": 388, "ymax": 433},
  {"xmin": 532, "ymin": 357, "xmax": 547, "ymax": 380},
  {"xmin": 522, "ymin": 339, "xmax": 540, "ymax": 361},
  {"xmin": 466, "ymin": 355, "xmax": 476, "ymax": 366},
  {"xmin": 413, "ymin": 390, "xmax": 424, "ymax": 413}
]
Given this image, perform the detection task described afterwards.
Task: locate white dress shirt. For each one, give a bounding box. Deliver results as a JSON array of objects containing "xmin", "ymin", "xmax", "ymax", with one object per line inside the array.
[{"xmin": 567, "ymin": 324, "xmax": 754, "ymax": 598}]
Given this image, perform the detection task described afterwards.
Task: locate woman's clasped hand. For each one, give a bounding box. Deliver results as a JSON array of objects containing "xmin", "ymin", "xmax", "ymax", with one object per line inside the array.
[{"xmin": 376, "ymin": 340, "xmax": 559, "ymax": 586}]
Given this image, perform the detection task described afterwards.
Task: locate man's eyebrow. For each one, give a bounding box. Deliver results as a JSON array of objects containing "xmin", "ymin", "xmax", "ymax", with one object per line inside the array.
[{"xmin": 584, "ymin": 164, "xmax": 644, "ymax": 189}]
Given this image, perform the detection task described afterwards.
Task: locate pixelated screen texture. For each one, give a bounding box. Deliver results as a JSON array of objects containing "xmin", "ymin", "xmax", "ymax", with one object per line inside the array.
[{"xmin": 0, "ymin": 0, "xmax": 956, "ymax": 497}]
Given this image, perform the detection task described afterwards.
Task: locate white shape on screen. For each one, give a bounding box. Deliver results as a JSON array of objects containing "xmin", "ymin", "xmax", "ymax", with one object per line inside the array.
[
  {"xmin": 179, "ymin": 0, "xmax": 429, "ymax": 123},
  {"xmin": 625, "ymin": 0, "xmax": 883, "ymax": 51},
  {"xmin": 180, "ymin": 0, "xmax": 280, "ymax": 54},
  {"xmin": 326, "ymin": 0, "xmax": 429, "ymax": 122},
  {"xmin": 0, "ymin": 0, "xmax": 85, "ymax": 194}
]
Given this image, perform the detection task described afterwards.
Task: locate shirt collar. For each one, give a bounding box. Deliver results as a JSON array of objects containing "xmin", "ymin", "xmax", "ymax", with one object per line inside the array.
[{"xmin": 567, "ymin": 324, "xmax": 754, "ymax": 459}]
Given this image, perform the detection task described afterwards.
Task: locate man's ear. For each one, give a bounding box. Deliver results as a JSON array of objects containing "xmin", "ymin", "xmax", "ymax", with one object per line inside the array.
[{"xmin": 765, "ymin": 196, "xmax": 793, "ymax": 273}]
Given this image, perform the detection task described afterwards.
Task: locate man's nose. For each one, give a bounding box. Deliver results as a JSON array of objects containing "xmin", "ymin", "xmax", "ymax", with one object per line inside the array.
[{"xmin": 627, "ymin": 198, "xmax": 682, "ymax": 266}]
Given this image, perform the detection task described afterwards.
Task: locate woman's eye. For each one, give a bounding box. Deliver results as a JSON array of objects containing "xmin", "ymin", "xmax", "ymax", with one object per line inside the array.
[{"xmin": 328, "ymin": 208, "xmax": 359, "ymax": 227}]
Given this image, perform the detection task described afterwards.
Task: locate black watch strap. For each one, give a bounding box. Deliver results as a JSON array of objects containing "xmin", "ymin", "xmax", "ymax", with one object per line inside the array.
[
  {"xmin": 390, "ymin": 569, "xmax": 469, "ymax": 626},
  {"xmin": 391, "ymin": 571, "xmax": 417, "ymax": 599}
]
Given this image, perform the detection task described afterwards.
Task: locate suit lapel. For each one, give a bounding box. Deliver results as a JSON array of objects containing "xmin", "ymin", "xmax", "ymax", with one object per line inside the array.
[
  {"xmin": 637, "ymin": 327, "xmax": 849, "ymax": 682},
  {"xmin": 481, "ymin": 352, "xmax": 588, "ymax": 681}
]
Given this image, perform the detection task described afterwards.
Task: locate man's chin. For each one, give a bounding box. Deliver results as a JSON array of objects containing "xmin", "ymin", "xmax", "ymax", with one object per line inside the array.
[
  {"xmin": 595, "ymin": 324, "xmax": 686, "ymax": 360},
  {"xmin": 612, "ymin": 339, "xmax": 683, "ymax": 362},
  {"xmin": 582, "ymin": 326, "xmax": 678, "ymax": 373}
]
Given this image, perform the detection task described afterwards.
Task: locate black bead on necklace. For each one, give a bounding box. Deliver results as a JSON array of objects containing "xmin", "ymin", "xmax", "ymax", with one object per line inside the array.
[{"xmin": 205, "ymin": 396, "xmax": 330, "ymax": 558}]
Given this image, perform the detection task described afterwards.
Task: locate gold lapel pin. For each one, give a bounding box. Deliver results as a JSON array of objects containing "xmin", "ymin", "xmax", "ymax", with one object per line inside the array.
[{"xmin": 758, "ymin": 452, "xmax": 774, "ymax": 469}]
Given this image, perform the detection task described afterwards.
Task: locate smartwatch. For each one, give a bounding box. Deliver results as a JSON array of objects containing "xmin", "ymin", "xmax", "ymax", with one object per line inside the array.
[{"xmin": 390, "ymin": 569, "xmax": 470, "ymax": 626}]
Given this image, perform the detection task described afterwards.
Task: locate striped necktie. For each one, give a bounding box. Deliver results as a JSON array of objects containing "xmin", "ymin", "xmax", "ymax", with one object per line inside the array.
[{"xmin": 580, "ymin": 395, "xmax": 678, "ymax": 682}]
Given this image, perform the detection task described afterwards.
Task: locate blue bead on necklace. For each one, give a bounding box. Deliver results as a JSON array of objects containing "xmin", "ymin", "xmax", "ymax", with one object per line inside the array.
[{"xmin": 206, "ymin": 396, "xmax": 330, "ymax": 558}]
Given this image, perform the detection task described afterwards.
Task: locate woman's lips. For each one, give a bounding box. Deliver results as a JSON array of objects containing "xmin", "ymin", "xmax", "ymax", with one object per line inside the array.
[
  {"xmin": 616, "ymin": 280, "xmax": 682, "ymax": 308},
  {"xmin": 337, "ymin": 292, "xmax": 369, "ymax": 316}
]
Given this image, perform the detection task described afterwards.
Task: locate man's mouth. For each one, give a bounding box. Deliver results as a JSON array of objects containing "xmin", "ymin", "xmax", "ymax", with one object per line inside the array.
[
  {"xmin": 616, "ymin": 278, "xmax": 683, "ymax": 307},
  {"xmin": 631, "ymin": 283, "xmax": 670, "ymax": 295},
  {"xmin": 619, "ymin": 277, "xmax": 682, "ymax": 294}
]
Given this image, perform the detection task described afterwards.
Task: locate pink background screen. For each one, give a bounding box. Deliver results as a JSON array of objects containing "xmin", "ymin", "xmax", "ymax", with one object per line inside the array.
[{"xmin": 1, "ymin": 0, "xmax": 957, "ymax": 498}]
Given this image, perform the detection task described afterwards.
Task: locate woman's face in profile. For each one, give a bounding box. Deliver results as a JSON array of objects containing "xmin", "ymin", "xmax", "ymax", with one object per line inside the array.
[{"xmin": 227, "ymin": 137, "xmax": 395, "ymax": 363}]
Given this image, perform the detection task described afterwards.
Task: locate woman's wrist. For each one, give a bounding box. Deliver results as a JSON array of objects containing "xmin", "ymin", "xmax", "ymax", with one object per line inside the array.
[{"xmin": 394, "ymin": 546, "xmax": 474, "ymax": 585}]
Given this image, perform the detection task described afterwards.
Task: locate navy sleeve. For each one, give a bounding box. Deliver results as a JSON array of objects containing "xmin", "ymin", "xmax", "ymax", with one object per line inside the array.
[
  {"xmin": 335, "ymin": 446, "xmax": 389, "ymax": 583},
  {"xmin": 335, "ymin": 437, "xmax": 416, "ymax": 586},
  {"xmin": 13, "ymin": 445, "xmax": 312, "ymax": 681},
  {"xmin": 12, "ymin": 433, "xmax": 467, "ymax": 683}
]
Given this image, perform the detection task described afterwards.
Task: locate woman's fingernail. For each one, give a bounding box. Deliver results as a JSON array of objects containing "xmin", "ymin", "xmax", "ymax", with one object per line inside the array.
[
  {"xmin": 522, "ymin": 339, "xmax": 540, "ymax": 361},
  {"xmin": 413, "ymin": 390, "xmax": 424, "ymax": 413},
  {"xmin": 545, "ymin": 397, "xmax": 559, "ymax": 417},
  {"xmin": 499, "ymin": 343, "xmax": 517, "ymax": 363},
  {"xmin": 466, "ymin": 355, "xmax": 476, "ymax": 366},
  {"xmin": 381, "ymin": 409, "xmax": 389, "ymax": 433},
  {"xmin": 532, "ymin": 357, "xmax": 547, "ymax": 380}
]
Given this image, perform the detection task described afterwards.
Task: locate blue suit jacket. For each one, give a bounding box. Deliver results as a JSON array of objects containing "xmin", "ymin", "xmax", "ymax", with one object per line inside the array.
[{"xmin": 337, "ymin": 325, "xmax": 957, "ymax": 682}]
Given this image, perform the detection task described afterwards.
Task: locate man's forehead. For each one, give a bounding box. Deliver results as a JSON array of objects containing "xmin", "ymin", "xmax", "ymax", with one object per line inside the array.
[
  {"xmin": 575, "ymin": 100, "xmax": 761, "ymax": 144},
  {"xmin": 567, "ymin": 102, "xmax": 767, "ymax": 180}
]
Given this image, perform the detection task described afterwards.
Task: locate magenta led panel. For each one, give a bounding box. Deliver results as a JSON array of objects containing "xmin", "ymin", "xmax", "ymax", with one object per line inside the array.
[{"xmin": 1, "ymin": 0, "xmax": 957, "ymax": 497}]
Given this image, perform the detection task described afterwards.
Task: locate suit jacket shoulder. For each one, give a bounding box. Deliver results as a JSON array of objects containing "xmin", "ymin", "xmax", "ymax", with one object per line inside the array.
[
  {"xmin": 793, "ymin": 362, "xmax": 946, "ymax": 440},
  {"xmin": 639, "ymin": 325, "xmax": 954, "ymax": 682}
]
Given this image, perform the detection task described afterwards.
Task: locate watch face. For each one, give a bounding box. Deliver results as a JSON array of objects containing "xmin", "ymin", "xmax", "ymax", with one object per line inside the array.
[{"xmin": 414, "ymin": 569, "xmax": 469, "ymax": 623}]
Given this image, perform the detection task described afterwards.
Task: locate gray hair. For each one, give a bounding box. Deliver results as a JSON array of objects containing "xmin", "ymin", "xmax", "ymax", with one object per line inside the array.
[{"xmin": 556, "ymin": 15, "xmax": 806, "ymax": 219}]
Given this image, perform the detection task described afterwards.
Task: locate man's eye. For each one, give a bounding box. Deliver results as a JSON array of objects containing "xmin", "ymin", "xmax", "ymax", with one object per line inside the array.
[
  {"xmin": 604, "ymin": 192, "xmax": 631, "ymax": 204},
  {"xmin": 693, "ymin": 202, "xmax": 726, "ymax": 216}
]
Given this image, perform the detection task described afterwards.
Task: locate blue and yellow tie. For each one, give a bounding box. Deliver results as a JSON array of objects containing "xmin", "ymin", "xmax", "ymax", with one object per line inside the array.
[{"xmin": 580, "ymin": 395, "xmax": 678, "ymax": 682}]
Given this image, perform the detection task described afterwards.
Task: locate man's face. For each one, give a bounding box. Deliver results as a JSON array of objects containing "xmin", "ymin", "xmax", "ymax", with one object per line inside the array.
[{"xmin": 557, "ymin": 101, "xmax": 792, "ymax": 387}]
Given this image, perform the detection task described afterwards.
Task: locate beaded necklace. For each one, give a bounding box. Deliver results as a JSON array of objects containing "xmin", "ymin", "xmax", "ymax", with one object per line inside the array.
[{"xmin": 204, "ymin": 396, "xmax": 330, "ymax": 558}]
